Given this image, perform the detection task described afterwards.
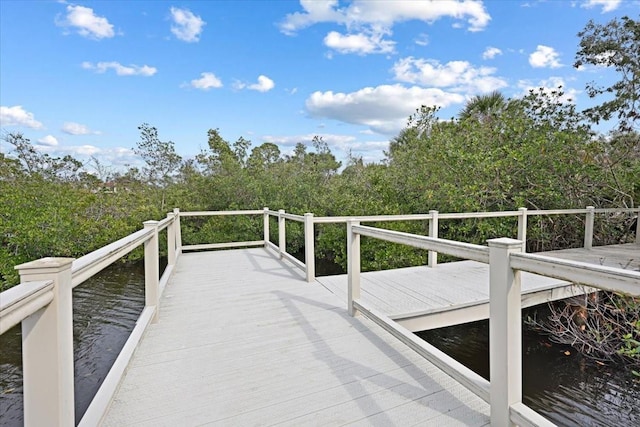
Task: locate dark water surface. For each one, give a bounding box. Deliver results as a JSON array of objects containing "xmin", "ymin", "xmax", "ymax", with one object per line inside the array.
[
  {"xmin": 0, "ymin": 263, "xmax": 145, "ymax": 426},
  {"xmin": 418, "ymin": 321, "xmax": 640, "ymax": 426},
  {"xmin": 1, "ymin": 261, "xmax": 639, "ymax": 426}
]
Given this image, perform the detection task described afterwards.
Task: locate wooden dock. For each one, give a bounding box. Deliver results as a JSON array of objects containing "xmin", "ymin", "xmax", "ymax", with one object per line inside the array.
[
  {"xmin": 103, "ymin": 249, "xmax": 490, "ymax": 426},
  {"xmin": 317, "ymin": 243, "xmax": 638, "ymax": 332},
  {"xmin": 102, "ymin": 243, "xmax": 638, "ymax": 425}
]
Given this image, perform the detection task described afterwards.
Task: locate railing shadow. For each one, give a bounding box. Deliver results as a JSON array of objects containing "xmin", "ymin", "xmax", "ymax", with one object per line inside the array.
[{"xmin": 271, "ymin": 289, "xmax": 489, "ymax": 425}]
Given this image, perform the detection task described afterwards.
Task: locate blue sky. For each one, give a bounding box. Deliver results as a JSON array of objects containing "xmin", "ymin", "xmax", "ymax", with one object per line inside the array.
[{"xmin": 1, "ymin": 0, "xmax": 638, "ymax": 171}]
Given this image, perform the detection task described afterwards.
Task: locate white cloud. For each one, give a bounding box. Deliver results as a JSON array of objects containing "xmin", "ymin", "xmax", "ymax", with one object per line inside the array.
[
  {"xmin": 57, "ymin": 5, "xmax": 115, "ymax": 39},
  {"xmin": 324, "ymin": 30, "xmax": 395, "ymax": 55},
  {"xmin": 82, "ymin": 61, "xmax": 157, "ymax": 76},
  {"xmin": 305, "ymin": 84, "xmax": 465, "ymax": 135},
  {"xmin": 580, "ymin": 0, "xmax": 621, "ymax": 13},
  {"xmin": 414, "ymin": 33, "xmax": 429, "ymax": 46},
  {"xmin": 529, "ymin": 45, "xmax": 562, "ymax": 68},
  {"xmin": 250, "ymin": 75, "xmax": 275, "ymax": 92},
  {"xmin": 187, "ymin": 72, "xmax": 223, "ymax": 90},
  {"xmin": 37, "ymin": 135, "xmax": 59, "ymax": 147},
  {"xmin": 0, "ymin": 105, "xmax": 44, "ymax": 129},
  {"xmin": 264, "ymin": 133, "xmax": 356, "ymax": 148},
  {"xmin": 263, "ymin": 133, "xmax": 388, "ymax": 162},
  {"xmin": 236, "ymin": 75, "xmax": 275, "ymax": 92},
  {"xmin": 482, "ymin": 46, "xmax": 502, "ymax": 60},
  {"xmin": 517, "ymin": 77, "xmax": 579, "ymax": 103},
  {"xmin": 280, "ymin": 0, "xmax": 491, "ymax": 35},
  {"xmin": 62, "ymin": 122, "xmax": 98, "ymax": 135},
  {"xmin": 392, "ymin": 57, "xmax": 507, "ymax": 93},
  {"xmin": 36, "ymin": 144, "xmax": 137, "ymax": 169},
  {"xmin": 170, "ymin": 7, "xmax": 205, "ymax": 42}
]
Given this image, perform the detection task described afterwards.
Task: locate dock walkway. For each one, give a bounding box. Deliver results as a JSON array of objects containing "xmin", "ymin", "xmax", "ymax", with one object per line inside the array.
[
  {"xmin": 317, "ymin": 243, "xmax": 638, "ymax": 332},
  {"xmin": 103, "ymin": 249, "xmax": 490, "ymax": 426}
]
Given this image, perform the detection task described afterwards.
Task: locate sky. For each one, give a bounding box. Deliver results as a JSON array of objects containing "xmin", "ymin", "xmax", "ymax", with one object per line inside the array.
[{"xmin": 1, "ymin": 0, "xmax": 638, "ymax": 172}]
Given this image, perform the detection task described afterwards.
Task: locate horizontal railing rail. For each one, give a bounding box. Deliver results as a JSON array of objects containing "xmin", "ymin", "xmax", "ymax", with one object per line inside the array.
[
  {"xmin": 0, "ymin": 280, "xmax": 54, "ymax": 335},
  {"xmin": 180, "ymin": 209, "xmax": 266, "ymax": 253},
  {"xmin": 71, "ymin": 228, "xmax": 154, "ymax": 288},
  {"xmin": 353, "ymin": 224, "xmax": 489, "ymax": 263}
]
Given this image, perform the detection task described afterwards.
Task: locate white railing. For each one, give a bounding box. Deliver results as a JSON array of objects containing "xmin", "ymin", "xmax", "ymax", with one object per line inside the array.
[
  {"xmin": 0, "ymin": 209, "xmax": 182, "ymax": 427},
  {"xmin": 263, "ymin": 209, "xmax": 315, "ymax": 282},
  {"xmin": 1, "ymin": 205, "xmax": 637, "ymax": 426},
  {"xmin": 188, "ymin": 205, "xmax": 639, "ymax": 284},
  {"xmin": 345, "ymin": 221, "xmax": 640, "ymax": 427}
]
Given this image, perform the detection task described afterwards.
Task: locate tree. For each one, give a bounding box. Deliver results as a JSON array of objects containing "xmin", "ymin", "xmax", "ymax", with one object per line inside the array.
[
  {"xmin": 2, "ymin": 132, "xmax": 83, "ymax": 182},
  {"xmin": 458, "ymin": 90, "xmax": 506, "ymax": 123},
  {"xmin": 135, "ymin": 123, "xmax": 182, "ymax": 187},
  {"xmin": 575, "ymin": 16, "xmax": 640, "ymax": 132}
]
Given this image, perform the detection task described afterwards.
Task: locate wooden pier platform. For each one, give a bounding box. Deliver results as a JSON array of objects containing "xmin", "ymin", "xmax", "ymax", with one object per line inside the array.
[
  {"xmin": 103, "ymin": 243, "xmax": 636, "ymax": 425},
  {"xmin": 317, "ymin": 243, "xmax": 638, "ymax": 332},
  {"xmin": 103, "ymin": 249, "xmax": 490, "ymax": 426}
]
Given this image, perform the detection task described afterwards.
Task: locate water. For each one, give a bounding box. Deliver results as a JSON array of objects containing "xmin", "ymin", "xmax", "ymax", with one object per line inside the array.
[
  {"xmin": 418, "ymin": 321, "xmax": 640, "ymax": 426},
  {"xmin": 0, "ymin": 263, "xmax": 145, "ymax": 426},
  {"xmin": 1, "ymin": 261, "xmax": 639, "ymax": 426}
]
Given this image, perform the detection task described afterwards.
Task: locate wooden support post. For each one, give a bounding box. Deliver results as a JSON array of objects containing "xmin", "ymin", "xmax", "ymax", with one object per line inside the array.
[
  {"xmin": 263, "ymin": 207, "xmax": 269, "ymax": 248},
  {"xmin": 428, "ymin": 210, "xmax": 439, "ymax": 267},
  {"xmin": 173, "ymin": 208, "xmax": 182, "ymax": 256},
  {"xmin": 347, "ymin": 220, "xmax": 361, "ymax": 316},
  {"xmin": 167, "ymin": 212, "xmax": 176, "ymax": 267},
  {"xmin": 636, "ymin": 207, "xmax": 640, "ymax": 245},
  {"xmin": 278, "ymin": 210, "xmax": 286, "ymax": 259},
  {"xmin": 517, "ymin": 207, "xmax": 527, "ymax": 253},
  {"xmin": 488, "ymin": 238, "xmax": 523, "ymax": 427},
  {"xmin": 16, "ymin": 257, "xmax": 75, "ymax": 427},
  {"xmin": 143, "ymin": 221, "xmax": 160, "ymax": 322},
  {"xmin": 304, "ymin": 213, "xmax": 315, "ymax": 282},
  {"xmin": 584, "ymin": 206, "xmax": 595, "ymax": 249}
]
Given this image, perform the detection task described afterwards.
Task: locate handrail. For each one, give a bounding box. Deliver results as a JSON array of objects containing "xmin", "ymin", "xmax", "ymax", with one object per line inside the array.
[
  {"xmin": 180, "ymin": 210, "xmax": 264, "ymax": 217},
  {"xmin": 71, "ymin": 228, "xmax": 154, "ymax": 288},
  {"xmin": 511, "ymin": 252, "xmax": 640, "ymax": 296},
  {"xmin": 353, "ymin": 224, "xmax": 489, "ymax": 263},
  {"xmin": 314, "ymin": 213, "xmax": 434, "ymax": 223},
  {"xmin": 0, "ymin": 280, "xmax": 54, "ymax": 335}
]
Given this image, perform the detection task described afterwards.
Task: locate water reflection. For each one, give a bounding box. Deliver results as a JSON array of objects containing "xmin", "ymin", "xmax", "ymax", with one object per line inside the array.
[
  {"xmin": 0, "ymin": 262, "xmax": 144, "ymax": 426},
  {"xmin": 417, "ymin": 321, "xmax": 640, "ymax": 426}
]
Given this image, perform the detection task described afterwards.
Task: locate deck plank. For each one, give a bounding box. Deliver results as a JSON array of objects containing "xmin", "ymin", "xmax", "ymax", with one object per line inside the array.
[
  {"xmin": 103, "ymin": 249, "xmax": 490, "ymax": 426},
  {"xmin": 317, "ymin": 244, "xmax": 639, "ymax": 323}
]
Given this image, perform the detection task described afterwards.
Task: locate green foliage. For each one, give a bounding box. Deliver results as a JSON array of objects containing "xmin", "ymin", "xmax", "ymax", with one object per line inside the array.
[{"xmin": 575, "ymin": 16, "xmax": 640, "ymax": 132}]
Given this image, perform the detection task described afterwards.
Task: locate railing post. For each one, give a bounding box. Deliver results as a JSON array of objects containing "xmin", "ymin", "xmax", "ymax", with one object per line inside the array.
[
  {"xmin": 347, "ymin": 220, "xmax": 361, "ymax": 316},
  {"xmin": 263, "ymin": 207, "xmax": 269, "ymax": 248},
  {"xmin": 16, "ymin": 257, "xmax": 75, "ymax": 427},
  {"xmin": 173, "ymin": 208, "xmax": 182, "ymax": 256},
  {"xmin": 428, "ymin": 210, "xmax": 439, "ymax": 267},
  {"xmin": 144, "ymin": 220, "xmax": 160, "ymax": 322},
  {"xmin": 488, "ymin": 238, "xmax": 523, "ymax": 427},
  {"xmin": 278, "ymin": 209, "xmax": 286, "ymax": 259},
  {"xmin": 517, "ymin": 207, "xmax": 527, "ymax": 253},
  {"xmin": 167, "ymin": 212, "xmax": 176, "ymax": 266},
  {"xmin": 304, "ymin": 213, "xmax": 315, "ymax": 282},
  {"xmin": 636, "ymin": 208, "xmax": 640, "ymax": 245},
  {"xmin": 584, "ymin": 206, "xmax": 595, "ymax": 249}
]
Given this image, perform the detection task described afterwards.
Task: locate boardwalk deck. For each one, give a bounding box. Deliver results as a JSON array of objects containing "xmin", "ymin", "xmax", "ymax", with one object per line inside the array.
[
  {"xmin": 103, "ymin": 249, "xmax": 490, "ymax": 426},
  {"xmin": 316, "ymin": 243, "xmax": 638, "ymax": 332}
]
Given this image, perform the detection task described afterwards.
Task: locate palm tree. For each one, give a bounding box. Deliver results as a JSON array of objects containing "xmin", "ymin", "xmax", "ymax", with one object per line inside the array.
[{"xmin": 458, "ymin": 91, "xmax": 507, "ymax": 123}]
